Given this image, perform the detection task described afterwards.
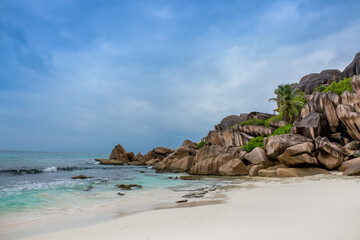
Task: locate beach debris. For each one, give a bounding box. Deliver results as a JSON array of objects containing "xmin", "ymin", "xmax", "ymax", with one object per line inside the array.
[
  {"xmin": 72, "ymin": 175, "xmax": 92, "ymax": 179},
  {"xmin": 115, "ymin": 184, "xmax": 143, "ymax": 190},
  {"xmin": 176, "ymin": 200, "xmax": 188, "ymax": 203},
  {"xmin": 117, "ymin": 192, "xmax": 125, "ymax": 196}
]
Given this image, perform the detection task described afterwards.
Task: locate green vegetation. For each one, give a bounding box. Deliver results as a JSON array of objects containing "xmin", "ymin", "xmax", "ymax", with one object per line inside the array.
[
  {"xmin": 196, "ymin": 141, "xmax": 206, "ymax": 149},
  {"xmin": 270, "ymin": 84, "xmax": 306, "ymax": 124},
  {"xmin": 243, "ymin": 123, "xmax": 293, "ymax": 153},
  {"xmin": 323, "ymin": 77, "xmax": 352, "ymax": 95},
  {"xmin": 312, "ymin": 77, "xmax": 353, "ymax": 96},
  {"xmin": 271, "ymin": 124, "xmax": 292, "ymax": 136},
  {"xmin": 313, "ymin": 84, "xmax": 327, "ymax": 93},
  {"xmin": 263, "ymin": 113, "xmax": 283, "ymax": 126},
  {"xmin": 243, "ymin": 136, "xmax": 265, "ymax": 153}
]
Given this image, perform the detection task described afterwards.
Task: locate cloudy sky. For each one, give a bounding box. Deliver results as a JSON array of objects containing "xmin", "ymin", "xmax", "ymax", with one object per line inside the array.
[{"xmin": 1, "ymin": 0, "xmax": 359, "ymax": 154}]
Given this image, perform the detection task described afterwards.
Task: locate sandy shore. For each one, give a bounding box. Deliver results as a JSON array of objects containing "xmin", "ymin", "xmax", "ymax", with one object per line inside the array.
[{"xmin": 6, "ymin": 176, "xmax": 360, "ymax": 240}]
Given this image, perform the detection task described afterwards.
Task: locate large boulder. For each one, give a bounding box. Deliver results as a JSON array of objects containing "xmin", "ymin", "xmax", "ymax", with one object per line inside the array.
[
  {"xmin": 218, "ymin": 159, "xmax": 248, "ymax": 176},
  {"xmin": 298, "ymin": 69, "xmax": 341, "ymax": 94},
  {"xmin": 249, "ymin": 165, "xmax": 265, "ymax": 176},
  {"xmin": 345, "ymin": 141, "xmax": 360, "ymax": 150},
  {"xmin": 315, "ymin": 137, "xmax": 344, "ymax": 169},
  {"xmin": 169, "ymin": 156, "xmax": 195, "ymax": 173},
  {"xmin": 301, "ymin": 91, "xmax": 340, "ymax": 133},
  {"xmin": 265, "ymin": 134, "xmax": 313, "ymax": 159},
  {"xmin": 205, "ymin": 129, "xmax": 253, "ymax": 147},
  {"xmin": 277, "ymin": 168, "xmax": 330, "ymax": 177},
  {"xmin": 245, "ymin": 147, "xmax": 271, "ymax": 165},
  {"xmin": 141, "ymin": 147, "xmax": 174, "ymax": 163},
  {"xmin": 189, "ymin": 145, "xmax": 234, "ymax": 175},
  {"xmin": 109, "ymin": 144, "xmax": 129, "ymax": 163},
  {"xmin": 336, "ymin": 76, "xmax": 360, "ymax": 141},
  {"xmin": 338, "ymin": 157, "xmax": 360, "ymax": 172},
  {"xmin": 268, "ymin": 121, "xmax": 288, "ymax": 128},
  {"xmin": 236, "ymin": 125, "xmax": 275, "ymax": 137},
  {"xmin": 215, "ymin": 115, "xmax": 244, "ymax": 131},
  {"xmin": 153, "ymin": 146, "xmax": 196, "ymax": 172},
  {"xmin": 277, "ymin": 142, "xmax": 318, "ymax": 167},
  {"xmin": 341, "ymin": 52, "xmax": 360, "ymax": 79},
  {"xmin": 343, "ymin": 163, "xmax": 360, "ymax": 176},
  {"xmin": 292, "ymin": 112, "xmax": 327, "ymax": 139}
]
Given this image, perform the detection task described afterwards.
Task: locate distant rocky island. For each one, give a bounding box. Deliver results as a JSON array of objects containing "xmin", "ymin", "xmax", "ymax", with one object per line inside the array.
[{"xmin": 96, "ymin": 52, "xmax": 360, "ymax": 178}]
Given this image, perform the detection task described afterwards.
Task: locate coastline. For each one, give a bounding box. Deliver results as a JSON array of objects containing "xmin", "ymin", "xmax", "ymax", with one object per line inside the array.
[{"xmin": 3, "ymin": 175, "xmax": 360, "ymax": 240}]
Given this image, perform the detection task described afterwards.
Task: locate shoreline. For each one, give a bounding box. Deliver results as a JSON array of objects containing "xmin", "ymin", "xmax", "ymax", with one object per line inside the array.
[{"xmin": 2, "ymin": 175, "xmax": 360, "ymax": 240}]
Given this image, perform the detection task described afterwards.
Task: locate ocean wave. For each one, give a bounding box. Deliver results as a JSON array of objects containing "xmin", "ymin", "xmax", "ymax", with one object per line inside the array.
[{"xmin": 43, "ymin": 166, "xmax": 57, "ymax": 173}]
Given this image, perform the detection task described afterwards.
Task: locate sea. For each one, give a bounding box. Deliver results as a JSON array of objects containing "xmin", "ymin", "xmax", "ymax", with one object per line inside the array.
[{"xmin": 0, "ymin": 150, "xmax": 234, "ymax": 226}]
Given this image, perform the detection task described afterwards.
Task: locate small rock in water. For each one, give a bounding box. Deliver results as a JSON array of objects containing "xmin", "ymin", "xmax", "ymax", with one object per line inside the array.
[
  {"xmin": 115, "ymin": 184, "xmax": 143, "ymax": 190},
  {"xmin": 72, "ymin": 175, "xmax": 91, "ymax": 179},
  {"xmin": 176, "ymin": 200, "xmax": 188, "ymax": 203},
  {"xmin": 117, "ymin": 192, "xmax": 125, "ymax": 196},
  {"xmin": 140, "ymin": 171, "xmax": 145, "ymax": 173},
  {"xmin": 84, "ymin": 185, "xmax": 93, "ymax": 191}
]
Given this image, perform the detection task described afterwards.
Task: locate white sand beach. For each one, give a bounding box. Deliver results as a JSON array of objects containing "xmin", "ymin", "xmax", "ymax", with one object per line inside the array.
[{"xmin": 9, "ymin": 177, "xmax": 360, "ymax": 240}]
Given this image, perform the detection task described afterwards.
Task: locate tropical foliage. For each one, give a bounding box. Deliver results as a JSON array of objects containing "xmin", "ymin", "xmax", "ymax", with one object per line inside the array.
[
  {"xmin": 271, "ymin": 124, "xmax": 292, "ymax": 136},
  {"xmin": 196, "ymin": 141, "xmax": 206, "ymax": 149},
  {"xmin": 312, "ymin": 77, "xmax": 353, "ymax": 96},
  {"xmin": 240, "ymin": 118, "xmax": 270, "ymax": 127},
  {"xmin": 270, "ymin": 84, "xmax": 306, "ymax": 123},
  {"xmin": 243, "ymin": 136, "xmax": 265, "ymax": 153}
]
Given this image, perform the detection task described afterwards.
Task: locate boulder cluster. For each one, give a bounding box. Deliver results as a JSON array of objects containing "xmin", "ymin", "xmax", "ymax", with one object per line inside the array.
[{"xmin": 97, "ymin": 52, "xmax": 360, "ymax": 177}]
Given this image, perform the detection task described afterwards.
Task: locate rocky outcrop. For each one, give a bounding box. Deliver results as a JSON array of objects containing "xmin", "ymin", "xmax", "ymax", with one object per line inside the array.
[
  {"xmin": 247, "ymin": 112, "xmax": 274, "ymax": 121},
  {"xmin": 214, "ymin": 115, "xmax": 244, "ymax": 131},
  {"xmin": 235, "ymin": 125, "xmax": 275, "ymax": 137},
  {"xmin": 265, "ymin": 134, "xmax": 313, "ymax": 159},
  {"xmin": 277, "ymin": 168, "xmax": 330, "ymax": 177},
  {"xmin": 299, "ymin": 69, "xmax": 341, "ymax": 94},
  {"xmin": 301, "ymin": 91, "xmax": 340, "ymax": 133},
  {"xmin": 339, "ymin": 157, "xmax": 360, "ymax": 172},
  {"xmin": 341, "ymin": 52, "xmax": 360, "ymax": 79},
  {"xmin": 169, "ymin": 156, "xmax": 195, "ymax": 172},
  {"xmin": 109, "ymin": 144, "xmax": 129, "ymax": 163},
  {"xmin": 141, "ymin": 147, "xmax": 174, "ymax": 164},
  {"xmin": 189, "ymin": 145, "xmax": 234, "ymax": 175},
  {"xmin": 95, "ymin": 158, "xmax": 126, "ymax": 165},
  {"xmin": 181, "ymin": 139, "xmax": 197, "ymax": 149},
  {"xmin": 336, "ymin": 76, "xmax": 360, "ymax": 141},
  {"xmin": 218, "ymin": 159, "xmax": 248, "ymax": 176},
  {"xmin": 292, "ymin": 112, "xmax": 327, "ymax": 139},
  {"xmin": 277, "ymin": 142, "xmax": 318, "ymax": 167},
  {"xmin": 315, "ymin": 137, "xmax": 344, "ymax": 169},
  {"xmin": 268, "ymin": 121, "xmax": 288, "ymax": 128},
  {"xmin": 153, "ymin": 146, "xmax": 196, "ymax": 172},
  {"xmin": 205, "ymin": 129, "xmax": 253, "ymax": 147}
]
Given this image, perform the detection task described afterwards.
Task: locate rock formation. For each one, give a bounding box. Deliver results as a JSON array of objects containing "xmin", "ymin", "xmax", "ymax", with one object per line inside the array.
[
  {"xmin": 341, "ymin": 52, "xmax": 360, "ymax": 79},
  {"xmin": 298, "ymin": 69, "xmax": 341, "ymax": 94}
]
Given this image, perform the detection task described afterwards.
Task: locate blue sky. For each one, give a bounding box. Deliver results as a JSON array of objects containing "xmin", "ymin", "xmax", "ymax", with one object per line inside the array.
[{"xmin": 1, "ymin": 0, "xmax": 360, "ymax": 154}]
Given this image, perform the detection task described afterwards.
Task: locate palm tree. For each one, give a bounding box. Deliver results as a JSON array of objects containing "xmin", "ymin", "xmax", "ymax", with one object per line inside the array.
[{"xmin": 269, "ymin": 84, "xmax": 306, "ymax": 123}]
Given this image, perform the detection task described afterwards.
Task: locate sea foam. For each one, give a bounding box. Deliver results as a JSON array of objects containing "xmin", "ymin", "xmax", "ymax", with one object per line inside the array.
[{"xmin": 43, "ymin": 166, "xmax": 57, "ymax": 173}]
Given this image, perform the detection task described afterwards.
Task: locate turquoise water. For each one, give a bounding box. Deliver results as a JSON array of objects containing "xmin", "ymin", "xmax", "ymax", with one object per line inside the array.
[{"xmin": 0, "ymin": 151, "xmax": 222, "ymax": 224}]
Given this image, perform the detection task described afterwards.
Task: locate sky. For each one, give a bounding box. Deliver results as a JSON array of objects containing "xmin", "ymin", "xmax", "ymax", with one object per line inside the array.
[{"xmin": 0, "ymin": 0, "xmax": 360, "ymax": 154}]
